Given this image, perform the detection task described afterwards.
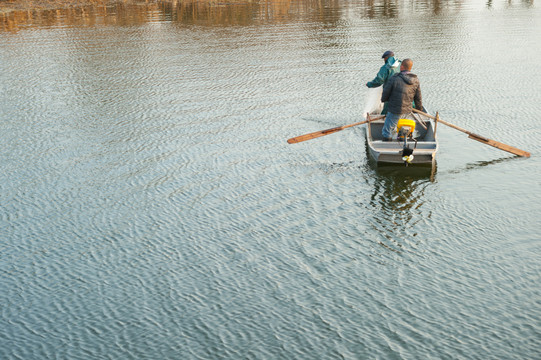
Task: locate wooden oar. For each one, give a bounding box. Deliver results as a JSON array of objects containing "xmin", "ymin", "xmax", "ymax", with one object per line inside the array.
[
  {"xmin": 412, "ymin": 108, "xmax": 530, "ymax": 158},
  {"xmin": 411, "ymin": 111, "xmax": 427, "ymax": 130},
  {"xmin": 287, "ymin": 115, "xmax": 385, "ymax": 144}
]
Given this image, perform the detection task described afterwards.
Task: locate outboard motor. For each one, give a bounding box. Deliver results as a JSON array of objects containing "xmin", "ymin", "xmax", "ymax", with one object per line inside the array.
[{"xmin": 397, "ymin": 119, "xmax": 417, "ymax": 166}]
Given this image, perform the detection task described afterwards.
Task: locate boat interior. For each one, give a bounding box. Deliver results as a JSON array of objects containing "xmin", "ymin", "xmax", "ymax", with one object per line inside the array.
[{"xmin": 368, "ymin": 115, "xmax": 436, "ymax": 145}]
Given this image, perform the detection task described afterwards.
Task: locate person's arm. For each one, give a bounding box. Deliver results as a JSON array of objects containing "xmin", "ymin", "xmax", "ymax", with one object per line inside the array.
[
  {"xmin": 414, "ymin": 84, "xmax": 422, "ymax": 111},
  {"xmin": 366, "ymin": 65, "xmax": 387, "ymax": 88}
]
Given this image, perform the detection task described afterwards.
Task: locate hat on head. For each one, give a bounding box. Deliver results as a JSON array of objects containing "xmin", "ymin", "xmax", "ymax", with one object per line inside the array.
[{"xmin": 382, "ymin": 50, "xmax": 394, "ymax": 58}]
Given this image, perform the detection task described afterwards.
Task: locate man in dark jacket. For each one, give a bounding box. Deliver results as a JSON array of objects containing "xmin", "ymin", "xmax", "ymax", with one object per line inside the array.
[
  {"xmin": 366, "ymin": 50, "xmax": 401, "ymax": 114},
  {"xmin": 380, "ymin": 58, "xmax": 422, "ymax": 140}
]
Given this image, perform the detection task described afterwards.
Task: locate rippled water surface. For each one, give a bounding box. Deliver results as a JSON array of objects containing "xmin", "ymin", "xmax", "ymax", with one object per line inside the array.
[{"xmin": 1, "ymin": 1, "xmax": 540, "ymax": 358}]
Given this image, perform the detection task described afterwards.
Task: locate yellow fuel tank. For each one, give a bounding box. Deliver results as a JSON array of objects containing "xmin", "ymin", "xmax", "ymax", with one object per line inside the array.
[{"xmin": 397, "ymin": 119, "xmax": 416, "ymax": 134}]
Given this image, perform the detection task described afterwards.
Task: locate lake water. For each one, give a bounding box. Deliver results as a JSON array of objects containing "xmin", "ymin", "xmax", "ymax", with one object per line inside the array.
[{"xmin": 1, "ymin": 1, "xmax": 540, "ymax": 358}]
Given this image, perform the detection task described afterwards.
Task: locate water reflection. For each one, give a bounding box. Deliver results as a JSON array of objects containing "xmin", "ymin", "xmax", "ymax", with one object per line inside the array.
[
  {"xmin": 362, "ymin": 160, "xmax": 436, "ymax": 256},
  {"xmin": 1, "ymin": 0, "xmax": 311, "ymax": 31},
  {"xmin": 445, "ymin": 156, "xmax": 520, "ymax": 175},
  {"xmin": 486, "ymin": 0, "xmax": 534, "ymax": 9},
  {"xmin": 367, "ymin": 162, "xmax": 436, "ymax": 214},
  {"xmin": 0, "ymin": 3, "xmax": 163, "ymax": 32},
  {"xmin": 0, "ymin": 0, "xmax": 506, "ymax": 32}
]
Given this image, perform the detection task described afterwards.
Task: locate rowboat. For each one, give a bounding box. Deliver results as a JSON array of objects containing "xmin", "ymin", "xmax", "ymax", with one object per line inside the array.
[
  {"xmin": 366, "ymin": 112, "xmax": 438, "ymax": 165},
  {"xmin": 287, "ymin": 108, "xmax": 529, "ymax": 160}
]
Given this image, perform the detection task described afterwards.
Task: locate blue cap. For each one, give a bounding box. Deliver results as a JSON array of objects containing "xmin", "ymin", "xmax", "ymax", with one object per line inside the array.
[{"xmin": 382, "ymin": 50, "xmax": 394, "ymax": 58}]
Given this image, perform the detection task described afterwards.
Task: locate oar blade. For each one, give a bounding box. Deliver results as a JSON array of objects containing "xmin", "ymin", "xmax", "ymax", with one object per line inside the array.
[
  {"xmin": 468, "ymin": 134, "xmax": 531, "ymax": 158},
  {"xmin": 413, "ymin": 108, "xmax": 531, "ymax": 158},
  {"xmin": 287, "ymin": 127, "xmax": 343, "ymax": 144},
  {"xmin": 287, "ymin": 115, "xmax": 384, "ymax": 144}
]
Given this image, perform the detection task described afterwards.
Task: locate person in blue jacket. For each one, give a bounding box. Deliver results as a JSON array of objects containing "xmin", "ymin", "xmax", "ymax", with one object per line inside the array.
[{"xmin": 366, "ymin": 50, "xmax": 401, "ymax": 114}]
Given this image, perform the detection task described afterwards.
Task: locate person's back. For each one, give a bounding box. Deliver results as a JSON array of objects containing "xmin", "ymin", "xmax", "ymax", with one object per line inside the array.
[
  {"xmin": 382, "ymin": 71, "xmax": 422, "ymax": 115},
  {"xmin": 380, "ymin": 58, "xmax": 423, "ymax": 140}
]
